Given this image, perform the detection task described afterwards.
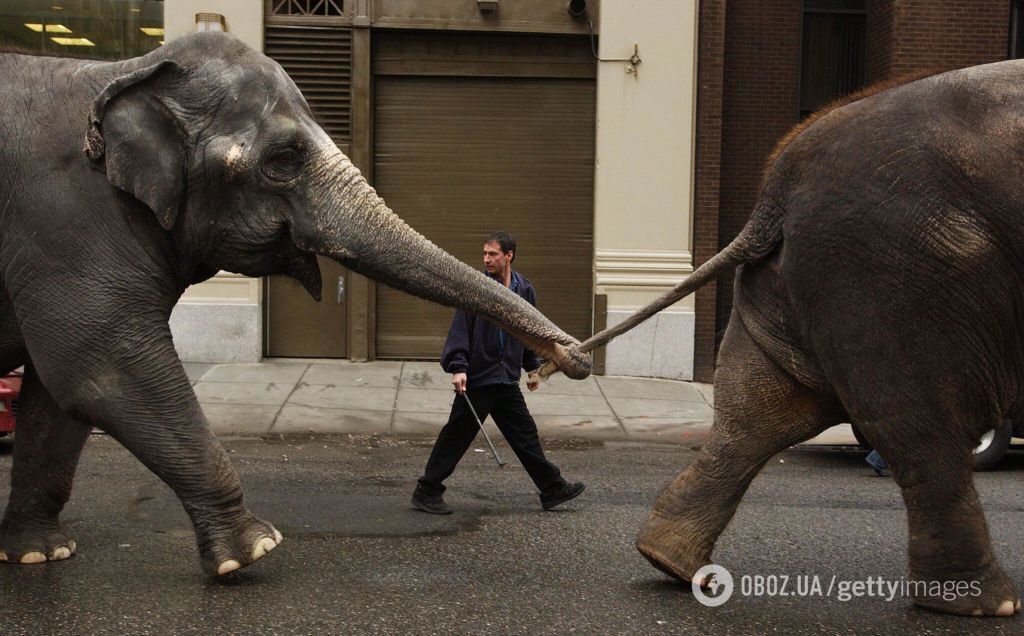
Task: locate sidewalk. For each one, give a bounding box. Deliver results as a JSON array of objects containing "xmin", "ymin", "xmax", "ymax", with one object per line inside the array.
[{"xmin": 184, "ymin": 358, "xmax": 858, "ymax": 446}]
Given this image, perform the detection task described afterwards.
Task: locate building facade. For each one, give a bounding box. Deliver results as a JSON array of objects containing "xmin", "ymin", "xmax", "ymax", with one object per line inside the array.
[
  {"xmin": 4, "ymin": 1, "xmax": 1013, "ymax": 382},
  {"xmin": 162, "ymin": 0, "xmax": 701, "ymax": 379},
  {"xmin": 693, "ymin": 0, "xmax": 1016, "ymax": 381}
]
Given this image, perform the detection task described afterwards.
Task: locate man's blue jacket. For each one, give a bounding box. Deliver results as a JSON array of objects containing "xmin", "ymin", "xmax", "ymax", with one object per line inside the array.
[{"xmin": 440, "ymin": 270, "xmax": 541, "ymax": 389}]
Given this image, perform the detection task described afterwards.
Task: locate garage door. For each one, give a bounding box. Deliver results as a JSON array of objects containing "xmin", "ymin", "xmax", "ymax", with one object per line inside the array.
[
  {"xmin": 263, "ymin": 23, "xmax": 352, "ymax": 357},
  {"xmin": 373, "ymin": 34, "xmax": 596, "ymax": 359}
]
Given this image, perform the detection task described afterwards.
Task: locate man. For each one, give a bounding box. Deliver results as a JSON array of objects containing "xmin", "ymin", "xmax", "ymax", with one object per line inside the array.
[{"xmin": 411, "ymin": 231, "xmax": 585, "ymax": 514}]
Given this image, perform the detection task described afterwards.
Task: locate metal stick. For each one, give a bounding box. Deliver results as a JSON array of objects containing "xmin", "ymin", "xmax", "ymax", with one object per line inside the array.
[{"xmin": 461, "ymin": 392, "xmax": 506, "ymax": 467}]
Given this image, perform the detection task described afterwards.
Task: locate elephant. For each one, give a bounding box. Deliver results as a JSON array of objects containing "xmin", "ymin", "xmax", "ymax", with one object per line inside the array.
[
  {"xmin": 545, "ymin": 61, "xmax": 1024, "ymax": 616},
  {"xmin": 0, "ymin": 32, "xmax": 590, "ymax": 577}
]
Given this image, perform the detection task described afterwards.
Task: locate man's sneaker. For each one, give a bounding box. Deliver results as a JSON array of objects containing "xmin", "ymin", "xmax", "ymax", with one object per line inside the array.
[
  {"xmin": 540, "ymin": 482, "xmax": 586, "ymax": 510},
  {"xmin": 411, "ymin": 487, "xmax": 452, "ymax": 515}
]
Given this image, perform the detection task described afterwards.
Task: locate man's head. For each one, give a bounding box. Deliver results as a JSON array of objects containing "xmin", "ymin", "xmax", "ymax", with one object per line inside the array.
[{"xmin": 483, "ymin": 231, "xmax": 516, "ymax": 279}]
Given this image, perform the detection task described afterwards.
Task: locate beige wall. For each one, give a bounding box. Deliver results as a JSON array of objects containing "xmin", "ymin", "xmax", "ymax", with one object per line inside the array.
[
  {"xmin": 161, "ymin": 0, "xmax": 701, "ymax": 376},
  {"xmin": 165, "ymin": 0, "xmax": 265, "ymax": 361},
  {"xmin": 594, "ymin": 0, "xmax": 698, "ymax": 312},
  {"xmin": 165, "ymin": 0, "xmax": 264, "ymax": 50},
  {"xmin": 594, "ymin": 0, "xmax": 699, "ymax": 379}
]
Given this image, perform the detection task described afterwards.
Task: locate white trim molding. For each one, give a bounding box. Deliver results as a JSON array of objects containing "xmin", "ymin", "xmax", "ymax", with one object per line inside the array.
[
  {"xmin": 179, "ymin": 271, "xmax": 261, "ymax": 304},
  {"xmin": 595, "ymin": 248, "xmax": 694, "ymax": 288}
]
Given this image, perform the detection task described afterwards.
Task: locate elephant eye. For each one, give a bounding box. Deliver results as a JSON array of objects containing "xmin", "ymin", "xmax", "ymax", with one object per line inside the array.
[{"xmin": 261, "ymin": 147, "xmax": 304, "ymax": 182}]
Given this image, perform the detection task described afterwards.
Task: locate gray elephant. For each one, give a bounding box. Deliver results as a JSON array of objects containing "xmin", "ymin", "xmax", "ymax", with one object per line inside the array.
[
  {"xmin": 549, "ymin": 62, "xmax": 1024, "ymax": 616},
  {"xmin": 0, "ymin": 33, "xmax": 589, "ymax": 576}
]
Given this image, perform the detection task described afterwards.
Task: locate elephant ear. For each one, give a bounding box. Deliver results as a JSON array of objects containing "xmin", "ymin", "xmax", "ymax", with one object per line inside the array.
[{"xmin": 84, "ymin": 60, "xmax": 187, "ymax": 230}]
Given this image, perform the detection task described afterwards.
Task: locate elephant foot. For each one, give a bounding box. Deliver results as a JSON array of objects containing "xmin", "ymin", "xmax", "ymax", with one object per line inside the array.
[
  {"xmin": 635, "ymin": 510, "xmax": 712, "ymax": 584},
  {"xmin": 0, "ymin": 521, "xmax": 77, "ymax": 564},
  {"xmin": 198, "ymin": 513, "xmax": 283, "ymax": 577},
  {"xmin": 910, "ymin": 566, "xmax": 1021, "ymax": 616}
]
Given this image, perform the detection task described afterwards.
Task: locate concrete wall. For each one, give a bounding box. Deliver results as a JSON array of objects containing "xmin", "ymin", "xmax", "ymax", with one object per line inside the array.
[
  {"xmin": 165, "ymin": 0, "xmax": 265, "ymax": 362},
  {"xmin": 594, "ymin": 0, "xmax": 699, "ymax": 379}
]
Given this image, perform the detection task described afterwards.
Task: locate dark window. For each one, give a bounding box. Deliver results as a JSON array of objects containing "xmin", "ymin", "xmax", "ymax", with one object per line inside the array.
[
  {"xmin": 1011, "ymin": 0, "xmax": 1024, "ymax": 59},
  {"xmin": 799, "ymin": 0, "xmax": 867, "ymax": 119},
  {"xmin": 0, "ymin": 0, "xmax": 164, "ymax": 60}
]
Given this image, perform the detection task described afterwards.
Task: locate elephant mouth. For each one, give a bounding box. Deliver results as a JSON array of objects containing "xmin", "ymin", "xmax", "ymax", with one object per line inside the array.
[
  {"xmin": 278, "ymin": 227, "xmax": 323, "ymax": 300},
  {"xmin": 222, "ymin": 222, "xmax": 321, "ymax": 301}
]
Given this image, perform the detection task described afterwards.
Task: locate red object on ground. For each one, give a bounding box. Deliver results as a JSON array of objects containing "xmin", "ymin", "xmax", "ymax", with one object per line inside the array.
[{"xmin": 0, "ymin": 372, "xmax": 21, "ymax": 433}]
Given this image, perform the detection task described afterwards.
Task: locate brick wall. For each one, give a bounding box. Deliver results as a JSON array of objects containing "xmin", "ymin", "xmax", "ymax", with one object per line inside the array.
[
  {"xmin": 695, "ymin": 0, "xmax": 1013, "ymax": 376},
  {"xmin": 866, "ymin": 0, "xmax": 896, "ymax": 81},
  {"xmin": 693, "ymin": 0, "xmax": 727, "ymax": 383},
  {"xmin": 868, "ymin": 0, "xmax": 1010, "ymax": 81},
  {"xmin": 715, "ymin": 0, "xmax": 802, "ymax": 339}
]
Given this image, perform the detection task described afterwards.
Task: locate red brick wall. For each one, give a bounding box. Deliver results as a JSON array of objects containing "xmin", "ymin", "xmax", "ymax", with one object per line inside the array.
[
  {"xmin": 868, "ymin": 0, "xmax": 1010, "ymax": 82},
  {"xmin": 715, "ymin": 0, "xmax": 802, "ymax": 338},
  {"xmin": 867, "ymin": 0, "xmax": 896, "ymax": 81},
  {"xmin": 695, "ymin": 0, "xmax": 1013, "ymax": 375},
  {"xmin": 693, "ymin": 0, "xmax": 726, "ymax": 382}
]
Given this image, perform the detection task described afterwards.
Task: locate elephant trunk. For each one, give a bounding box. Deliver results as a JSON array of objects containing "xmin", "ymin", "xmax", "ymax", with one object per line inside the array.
[{"xmin": 298, "ymin": 154, "xmax": 591, "ymax": 379}]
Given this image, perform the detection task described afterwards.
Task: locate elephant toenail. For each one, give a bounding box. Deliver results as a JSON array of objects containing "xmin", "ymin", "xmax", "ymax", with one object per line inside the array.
[
  {"xmin": 0, "ymin": 551, "xmax": 7, "ymax": 562},
  {"xmin": 20, "ymin": 551, "xmax": 46, "ymax": 564},
  {"xmin": 252, "ymin": 536, "xmax": 277, "ymax": 560},
  {"xmin": 996, "ymin": 600, "xmax": 1015, "ymax": 616},
  {"xmin": 50, "ymin": 547, "xmax": 71, "ymax": 560},
  {"xmin": 217, "ymin": 559, "xmax": 241, "ymax": 575},
  {"xmin": 68, "ymin": 540, "xmax": 76, "ymax": 553},
  {"xmin": 273, "ymin": 528, "xmax": 283, "ymax": 544}
]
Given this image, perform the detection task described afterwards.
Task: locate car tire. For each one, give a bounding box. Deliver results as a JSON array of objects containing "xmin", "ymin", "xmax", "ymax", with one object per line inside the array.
[{"xmin": 971, "ymin": 419, "xmax": 1013, "ymax": 471}]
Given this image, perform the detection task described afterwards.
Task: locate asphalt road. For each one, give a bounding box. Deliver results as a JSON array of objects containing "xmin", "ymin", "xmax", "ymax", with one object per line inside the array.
[{"xmin": 1, "ymin": 434, "xmax": 1023, "ymax": 635}]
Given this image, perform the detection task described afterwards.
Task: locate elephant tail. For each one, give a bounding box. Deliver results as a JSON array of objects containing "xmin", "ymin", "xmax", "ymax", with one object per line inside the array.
[{"xmin": 575, "ymin": 198, "xmax": 784, "ymax": 356}]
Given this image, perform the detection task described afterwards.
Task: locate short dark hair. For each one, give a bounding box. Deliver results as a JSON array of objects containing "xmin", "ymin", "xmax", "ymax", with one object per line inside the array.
[{"xmin": 485, "ymin": 231, "xmax": 516, "ymax": 261}]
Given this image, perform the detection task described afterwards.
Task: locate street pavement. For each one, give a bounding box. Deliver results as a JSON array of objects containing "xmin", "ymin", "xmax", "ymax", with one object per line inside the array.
[
  {"xmin": 1, "ymin": 436, "xmax": 1021, "ymax": 634},
  {"xmin": 10, "ymin": 358, "xmax": 1003, "ymax": 635},
  {"xmin": 180, "ymin": 358, "xmax": 858, "ymax": 446}
]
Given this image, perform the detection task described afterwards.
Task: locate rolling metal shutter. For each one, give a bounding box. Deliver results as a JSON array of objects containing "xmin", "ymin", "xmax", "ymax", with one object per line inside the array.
[
  {"xmin": 373, "ymin": 63, "xmax": 596, "ymax": 359},
  {"xmin": 263, "ymin": 24, "xmax": 353, "ymax": 357}
]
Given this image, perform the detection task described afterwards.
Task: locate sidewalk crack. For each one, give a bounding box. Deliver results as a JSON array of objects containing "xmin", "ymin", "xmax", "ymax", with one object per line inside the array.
[
  {"xmin": 595, "ymin": 377, "xmax": 627, "ymax": 435},
  {"xmin": 389, "ymin": 361, "xmax": 403, "ymax": 433},
  {"xmin": 269, "ymin": 362, "xmax": 311, "ymax": 434}
]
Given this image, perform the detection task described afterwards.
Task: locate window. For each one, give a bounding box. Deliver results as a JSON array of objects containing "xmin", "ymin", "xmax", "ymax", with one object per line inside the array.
[
  {"xmin": 799, "ymin": 0, "xmax": 867, "ymax": 118},
  {"xmin": 268, "ymin": 1, "xmax": 346, "ymax": 17},
  {"xmin": 1011, "ymin": 0, "xmax": 1024, "ymax": 59},
  {"xmin": 0, "ymin": 0, "xmax": 164, "ymax": 60}
]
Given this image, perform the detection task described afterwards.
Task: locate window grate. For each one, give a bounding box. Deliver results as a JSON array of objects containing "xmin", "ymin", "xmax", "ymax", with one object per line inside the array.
[
  {"xmin": 264, "ymin": 25, "xmax": 353, "ymax": 143},
  {"xmin": 269, "ymin": 0, "xmax": 346, "ymax": 17}
]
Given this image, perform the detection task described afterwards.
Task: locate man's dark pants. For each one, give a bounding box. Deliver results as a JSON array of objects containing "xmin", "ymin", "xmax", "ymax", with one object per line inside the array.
[{"xmin": 417, "ymin": 383, "xmax": 567, "ymax": 496}]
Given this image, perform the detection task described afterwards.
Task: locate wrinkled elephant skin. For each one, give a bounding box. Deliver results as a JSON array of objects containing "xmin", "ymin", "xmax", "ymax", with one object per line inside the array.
[
  {"xmin": 0, "ymin": 33, "xmax": 588, "ymax": 577},
  {"xmin": 574, "ymin": 62, "xmax": 1024, "ymax": 617}
]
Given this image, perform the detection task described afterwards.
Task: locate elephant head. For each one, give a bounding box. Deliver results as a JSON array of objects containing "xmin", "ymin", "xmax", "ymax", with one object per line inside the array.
[{"xmin": 81, "ymin": 32, "xmax": 590, "ymax": 379}]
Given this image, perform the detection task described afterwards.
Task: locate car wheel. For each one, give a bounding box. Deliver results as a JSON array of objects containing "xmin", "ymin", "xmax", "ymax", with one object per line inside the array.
[{"xmin": 972, "ymin": 419, "xmax": 1013, "ymax": 471}]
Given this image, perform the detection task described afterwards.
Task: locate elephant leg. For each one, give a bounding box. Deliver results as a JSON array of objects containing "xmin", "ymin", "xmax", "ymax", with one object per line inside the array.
[
  {"xmin": 13, "ymin": 296, "xmax": 281, "ymax": 576},
  {"xmin": 866, "ymin": 420, "xmax": 1020, "ymax": 616},
  {"xmin": 636, "ymin": 317, "xmax": 843, "ymax": 582},
  {"xmin": 71, "ymin": 359, "xmax": 282, "ymax": 577},
  {"xmin": 0, "ymin": 364, "xmax": 91, "ymax": 564}
]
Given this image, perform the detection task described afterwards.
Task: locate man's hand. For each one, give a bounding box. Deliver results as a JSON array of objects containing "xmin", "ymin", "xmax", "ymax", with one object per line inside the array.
[
  {"xmin": 452, "ymin": 372, "xmax": 468, "ymax": 394},
  {"xmin": 526, "ymin": 370, "xmax": 540, "ymax": 392}
]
